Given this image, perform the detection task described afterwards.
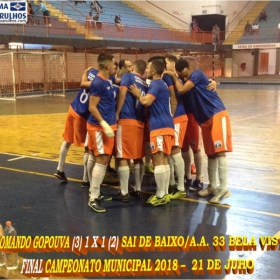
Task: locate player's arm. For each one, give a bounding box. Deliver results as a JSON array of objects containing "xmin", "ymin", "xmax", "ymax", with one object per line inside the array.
[
  {"xmin": 89, "ymin": 95, "xmax": 114, "ymax": 137},
  {"xmin": 89, "ymin": 95, "xmax": 102, "ymax": 122},
  {"xmin": 169, "ymin": 86, "xmax": 177, "ymax": 116},
  {"xmin": 114, "ymin": 77, "xmax": 121, "ymax": 85},
  {"xmin": 115, "ymin": 86, "xmax": 127, "ymax": 121},
  {"xmin": 80, "ymin": 67, "xmax": 93, "ymax": 88},
  {"xmin": 168, "ymin": 73, "xmax": 194, "ymax": 94},
  {"xmin": 165, "ymin": 72, "xmax": 194, "ymax": 94},
  {"xmin": 129, "ymin": 84, "xmax": 154, "ymax": 107}
]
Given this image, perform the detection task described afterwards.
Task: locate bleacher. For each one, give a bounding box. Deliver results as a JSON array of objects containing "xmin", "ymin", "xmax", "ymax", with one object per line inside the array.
[
  {"xmin": 237, "ymin": 1, "xmax": 280, "ymax": 44},
  {"xmin": 51, "ymin": 1, "xmax": 162, "ymax": 28},
  {"xmin": 5, "ymin": 0, "xmax": 280, "ymax": 45},
  {"xmin": 38, "ymin": 0, "xmax": 190, "ymax": 43}
]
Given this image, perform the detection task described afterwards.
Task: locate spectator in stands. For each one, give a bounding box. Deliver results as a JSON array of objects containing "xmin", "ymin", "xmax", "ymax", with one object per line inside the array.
[
  {"xmin": 90, "ymin": 1, "xmax": 103, "ymax": 13},
  {"xmin": 259, "ymin": 9, "xmax": 267, "ymax": 22},
  {"xmin": 115, "ymin": 15, "xmax": 123, "ymax": 32},
  {"xmin": 75, "ymin": 1, "xmax": 86, "ymax": 5},
  {"xmin": 86, "ymin": 11, "xmax": 94, "ymax": 29},
  {"xmin": 27, "ymin": 1, "xmax": 35, "ymax": 25},
  {"xmin": 190, "ymin": 19, "xmax": 195, "ymax": 30},
  {"xmin": 37, "ymin": 0, "xmax": 51, "ymax": 27},
  {"xmin": 92, "ymin": 12, "xmax": 100, "ymax": 29},
  {"xmin": 190, "ymin": 18, "xmax": 200, "ymax": 32},
  {"xmin": 212, "ymin": 26, "xmax": 218, "ymax": 44},
  {"xmin": 252, "ymin": 23, "xmax": 259, "ymax": 34},
  {"xmin": 215, "ymin": 24, "xmax": 220, "ymax": 43},
  {"xmin": 244, "ymin": 21, "xmax": 252, "ymax": 35}
]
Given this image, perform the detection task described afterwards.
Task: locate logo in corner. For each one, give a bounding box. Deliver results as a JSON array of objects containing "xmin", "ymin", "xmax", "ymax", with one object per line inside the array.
[
  {"xmin": 0, "ymin": 1, "xmax": 27, "ymax": 24},
  {"xmin": 10, "ymin": 2, "xmax": 26, "ymax": 11}
]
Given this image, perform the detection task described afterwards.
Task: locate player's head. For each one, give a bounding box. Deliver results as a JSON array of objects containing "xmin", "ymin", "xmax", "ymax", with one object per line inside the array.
[
  {"xmin": 132, "ymin": 60, "xmax": 146, "ymax": 75},
  {"xmin": 175, "ymin": 59, "xmax": 191, "ymax": 81},
  {"xmin": 146, "ymin": 60, "xmax": 165, "ymax": 80},
  {"xmin": 148, "ymin": 55, "xmax": 166, "ymax": 69},
  {"xmin": 112, "ymin": 61, "xmax": 119, "ymax": 76},
  {"xmin": 97, "ymin": 53, "xmax": 115, "ymax": 75},
  {"xmin": 165, "ymin": 54, "xmax": 178, "ymax": 72},
  {"xmin": 119, "ymin": 59, "xmax": 132, "ymax": 72}
]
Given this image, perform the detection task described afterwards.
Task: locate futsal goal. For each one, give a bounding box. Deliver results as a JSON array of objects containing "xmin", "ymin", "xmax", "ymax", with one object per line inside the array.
[{"xmin": 0, "ymin": 52, "xmax": 65, "ymax": 100}]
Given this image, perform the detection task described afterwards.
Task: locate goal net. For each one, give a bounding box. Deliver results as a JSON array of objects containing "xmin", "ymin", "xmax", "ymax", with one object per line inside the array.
[
  {"xmin": 179, "ymin": 54, "xmax": 222, "ymax": 78},
  {"xmin": 0, "ymin": 52, "xmax": 65, "ymax": 100}
]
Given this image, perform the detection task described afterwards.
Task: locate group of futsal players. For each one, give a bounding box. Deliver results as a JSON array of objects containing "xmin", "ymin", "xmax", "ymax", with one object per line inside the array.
[{"xmin": 54, "ymin": 53, "xmax": 232, "ymax": 213}]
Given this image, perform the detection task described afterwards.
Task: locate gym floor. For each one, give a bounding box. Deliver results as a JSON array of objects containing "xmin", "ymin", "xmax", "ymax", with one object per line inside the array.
[{"xmin": 0, "ymin": 83, "xmax": 279, "ymax": 279}]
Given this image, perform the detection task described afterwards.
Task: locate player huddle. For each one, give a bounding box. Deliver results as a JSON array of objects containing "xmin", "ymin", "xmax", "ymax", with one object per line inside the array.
[{"xmin": 54, "ymin": 54, "xmax": 232, "ymax": 213}]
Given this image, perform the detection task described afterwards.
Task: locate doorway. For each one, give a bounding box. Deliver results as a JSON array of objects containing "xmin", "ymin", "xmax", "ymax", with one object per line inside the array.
[{"xmin": 259, "ymin": 52, "xmax": 269, "ymax": 74}]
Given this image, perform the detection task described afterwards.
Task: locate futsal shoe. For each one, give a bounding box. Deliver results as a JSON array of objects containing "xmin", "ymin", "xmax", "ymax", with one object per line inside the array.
[{"xmin": 54, "ymin": 170, "xmax": 67, "ymax": 181}]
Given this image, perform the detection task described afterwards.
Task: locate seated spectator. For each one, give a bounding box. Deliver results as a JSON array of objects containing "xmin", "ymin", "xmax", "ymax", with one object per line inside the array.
[
  {"xmin": 259, "ymin": 10, "xmax": 267, "ymax": 22},
  {"xmin": 244, "ymin": 21, "xmax": 252, "ymax": 35},
  {"xmin": 86, "ymin": 11, "xmax": 93, "ymax": 29},
  {"xmin": 252, "ymin": 23, "xmax": 259, "ymax": 34},
  {"xmin": 92, "ymin": 12, "xmax": 99, "ymax": 21},
  {"xmin": 92, "ymin": 12, "xmax": 100, "ymax": 29},
  {"xmin": 114, "ymin": 15, "xmax": 123, "ymax": 32},
  {"xmin": 90, "ymin": 1, "xmax": 103, "ymax": 13}
]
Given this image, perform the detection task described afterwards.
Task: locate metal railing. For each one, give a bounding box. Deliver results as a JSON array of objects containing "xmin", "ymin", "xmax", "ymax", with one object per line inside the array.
[{"xmin": 2, "ymin": 16, "xmax": 280, "ymax": 44}]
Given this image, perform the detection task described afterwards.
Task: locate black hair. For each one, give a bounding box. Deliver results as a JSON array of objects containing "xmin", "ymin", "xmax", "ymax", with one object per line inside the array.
[
  {"xmin": 165, "ymin": 54, "xmax": 178, "ymax": 63},
  {"xmin": 119, "ymin": 59, "xmax": 126, "ymax": 69},
  {"xmin": 175, "ymin": 59, "xmax": 190, "ymax": 72},
  {"xmin": 148, "ymin": 55, "xmax": 166, "ymax": 69},
  {"xmin": 150, "ymin": 60, "xmax": 165, "ymax": 76}
]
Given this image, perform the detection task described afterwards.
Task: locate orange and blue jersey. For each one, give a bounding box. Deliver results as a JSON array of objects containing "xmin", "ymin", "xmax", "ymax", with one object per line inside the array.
[
  {"xmin": 70, "ymin": 68, "xmax": 98, "ymax": 120},
  {"xmin": 187, "ymin": 70, "xmax": 226, "ymax": 125},
  {"xmin": 109, "ymin": 76, "xmax": 119, "ymax": 107},
  {"xmin": 87, "ymin": 74, "xmax": 118, "ymax": 126},
  {"xmin": 119, "ymin": 73, "xmax": 147, "ymax": 123},
  {"xmin": 147, "ymin": 79, "xmax": 174, "ymax": 137},
  {"xmin": 162, "ymin": 73, "xmax": 186, "ymax": 119}
]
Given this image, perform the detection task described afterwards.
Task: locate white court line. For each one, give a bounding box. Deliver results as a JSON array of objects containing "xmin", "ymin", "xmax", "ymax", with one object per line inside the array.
[
  {"xmin": 227, "ymin": 185, "xmax": 280, "ymax": 196},
  {"xmin": 7, "ymin": 153, "xmax": 42, "ymax": 162},
  {"xmin": 2, "ymin": 152, "xmax": 280, "ymax": 196},
  {"xmin": 8, "ymin": 156, "xmax": 27, "ymax": 162},
  {"xmin": 0, "ymin": 112, "xmax": 67, "ymax": 117},
  {"xmin": 1, "ymin": 152, "xmax": 81, "ymax": 166},
  {"xmin": 231, "ymin": 110, "xmax": 278, "ymax": 123},
  {"xmin": 251, "ymin": 231, "xmax": 280, "ymax": 261}
]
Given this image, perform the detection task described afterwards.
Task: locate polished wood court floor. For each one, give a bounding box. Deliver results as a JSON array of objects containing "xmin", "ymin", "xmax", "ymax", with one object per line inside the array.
[{"xmin": 0, "ymin": 83, "xmax": 280, "ymax": 279}]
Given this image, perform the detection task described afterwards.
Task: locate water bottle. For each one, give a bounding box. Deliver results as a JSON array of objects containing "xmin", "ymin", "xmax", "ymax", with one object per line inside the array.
[
  {"xmin": 4, "ymin": 221, "xmax": 19, "ymax": 270},
  {"xmin": 0, "ymin": 224, "xmax": 4, "ymax": 266}
]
